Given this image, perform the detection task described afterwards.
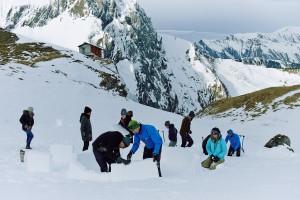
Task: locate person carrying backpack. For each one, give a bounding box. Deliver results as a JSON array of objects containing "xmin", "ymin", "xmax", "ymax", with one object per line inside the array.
[
  {"xmin": 80, "ymin": 106, "xmax": 92, "ymax": 151},
  {"xmin": 19, "ymin": 107, "xmax": 35, "ymax": 149},
  {"xmin": 164, "ymin": 121, "xmax": 177, "ymax": 147},
  {"xmin": 201, "ymin": 127, "xmax": 227, "ymax": 170},
  {"xmin": 225, "ymin": 129, "xmax": 241, "ymax": 157}
]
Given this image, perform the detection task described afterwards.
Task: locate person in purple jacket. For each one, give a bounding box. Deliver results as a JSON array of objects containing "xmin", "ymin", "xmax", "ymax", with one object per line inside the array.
[
  {"xmin": 126, "ymin": 120, "xmax": 163, "ymax": 162},
  {"xmin": 225, "ymin": 129, "xmax": 241, "ymax": 157}
]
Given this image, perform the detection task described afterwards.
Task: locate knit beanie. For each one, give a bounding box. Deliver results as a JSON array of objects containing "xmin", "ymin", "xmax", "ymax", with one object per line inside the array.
[
  {"xmin": 123, "ymin": 137, "xmax": 131, "ymax": 147},
  {"xmin": 84, "ymin": 106, "xmax": 92, "ymax": 114},
  {"xmin": 164, "ymin": 121, "xmax": 170, "ymax": 126},
  {"xmin": 128, "ymin": 120, "xmax": 140, "ymax": 131},
  {"xmin": 121, "ymin": 108, "xmax": 127, "ymax": 116},
  {"xmin": 27, "ymin": 107, "xmax": 34, "ymax": 113},
  {"xmin": 189, "ymin": 111, "xmax": 195, "ymax": 118}
]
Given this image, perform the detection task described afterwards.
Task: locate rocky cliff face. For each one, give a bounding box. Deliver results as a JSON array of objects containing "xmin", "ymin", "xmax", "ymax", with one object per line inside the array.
[
  {"xmin": 0, "ymin": 0, "xmax": 228, "ymax": 114},
  {"xmin": 195, "ymin": 27, "xmax": 300, "ymax": 68}
]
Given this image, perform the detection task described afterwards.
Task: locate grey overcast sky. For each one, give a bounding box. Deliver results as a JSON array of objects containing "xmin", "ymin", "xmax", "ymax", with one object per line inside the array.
[{"xmin": 137, "ymin": 0, "xmax": 300, "ymax": 41}]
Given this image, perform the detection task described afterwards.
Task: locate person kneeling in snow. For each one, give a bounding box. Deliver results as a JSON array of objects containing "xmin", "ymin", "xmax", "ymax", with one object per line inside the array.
[
  {"xmin": 92, "ymin": 131, "xmax": 131, "ymax": 172},
  {"xmin": 126, "ymin": 120, "xmax": 163, "ymax": 163},
  {"xmin": 201, "ymin": 127, "xmax": 227, "ymax": 170},
  {"xmin": 118, "ymin": 108, "xmax": 134, "ymax": 143},
  {"xmin": 225, "ymin": 129, "xmax": 241, "ymax": 157}
]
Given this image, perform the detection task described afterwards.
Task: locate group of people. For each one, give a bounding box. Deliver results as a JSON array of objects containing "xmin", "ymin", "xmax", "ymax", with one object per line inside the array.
[
  {"xmin": 79, "ymin": 107, "xmax": 163, "ymax": 173},
  {"xmin": 19, "ymin": 106, "xmax": 241, "ymax": 173},
  {"xmin": 201, "ymin": 128, "xmax": 242, "ymax": 170},
  {"xmin": 164, "ymin": 111, "xmax": 195, "ymax": 148}
]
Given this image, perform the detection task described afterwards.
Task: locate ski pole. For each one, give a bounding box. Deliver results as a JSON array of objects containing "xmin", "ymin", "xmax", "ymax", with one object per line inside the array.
[
  {"xmin": 242, "ymin": 135, "xmax": 245, "ymax": 153},
  {"xmin": 162, "ymin": 130, "xmax": 166, "ymax": 142},
  {"xmin": 202, "ymin": 136, "xmax": 204, "ymax": 142},
  {"xmin": 239, "ymin": 135, "xmax": 245, "ymax": 153},
  {"xmin": 156, "ymin": 160, "xmax": 162, "ymax": 177}
]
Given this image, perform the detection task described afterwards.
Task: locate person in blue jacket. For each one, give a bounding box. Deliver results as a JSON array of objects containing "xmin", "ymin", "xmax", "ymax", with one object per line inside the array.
[
  {"xmin": 225, "ymin": 129, "xmax": 241, "ymax": 157},
  {"xmin": 126, "ymin": 120, "xmax": 163, "ymax": 162},
  {"xmin": 201, "ymin": 127, "xmax": 227, "ymax": 170}
]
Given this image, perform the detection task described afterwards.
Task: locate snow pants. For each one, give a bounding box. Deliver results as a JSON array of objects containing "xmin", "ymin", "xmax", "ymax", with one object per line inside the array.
[
  {"xmin": 180, "ymin": 134, "xmax": 194, "ymax": 147},
  {"xmin": 82, "ymin": 141, "xmax": 89, "ymax": 151},
  {"xmin": 169, "ymin": 141, "xmax": 177, "ymax": 147},
  {"xmin": 93, "ymin": 148, "xmax": 110, "ymax": 172},
  {"xmin": 201, "ymin": 157, "xmax": 224, "ymax": 170},
  {"xmin": 143, "ymin": 145, "xmax": 162, "ymax": 161},
  {"xmin": 228, "ymin": 146, "xmax": 241, "ymax": 157},
  {"xmin": 24, "ymin": 130, "xmax": 34, "ymax": 146}
]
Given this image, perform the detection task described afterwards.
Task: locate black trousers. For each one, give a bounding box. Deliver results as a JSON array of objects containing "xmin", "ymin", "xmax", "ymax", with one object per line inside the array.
[
  {"xmin": 143, "ymin": 145, "xmax": 162, "ymax": 161},
  {"xmin": 228, "ymin": 146, "xmax": 241, "ymax": 157},
  {"xmin": 181, "ymin": 134, "xmax": 194, "ymax": 147},
  {"xmin": 93, "ymin": 148, "xmax": 110, "ymax": 172},
  {"xmin": 82, "ymin": 141, "xmax": 89, "ymax": 151}
]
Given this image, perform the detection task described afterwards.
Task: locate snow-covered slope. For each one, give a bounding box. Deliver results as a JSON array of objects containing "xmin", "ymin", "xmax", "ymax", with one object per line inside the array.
[
  {"xmin": 213, "ymin": 59, "xmax": 300, "ymax": 96},
  {"xmin": 196, "ymin": 26, "xmax": 300, "ymax": 68},
  {"xmin": 0, "ymin": 0, "xmax": 230, "ymax": 113},
  {"xmin": 1, "ymin": 0, "xmax": 300, "ymax": 114},
  {"xmin": 1, "ymin": 35, "xmax": 300, "ymax": 200}
]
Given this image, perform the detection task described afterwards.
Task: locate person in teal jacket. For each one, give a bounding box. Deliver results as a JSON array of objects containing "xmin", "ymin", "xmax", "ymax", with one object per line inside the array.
[
  {"xmin": 126, "ymin": 120, "xmax": 163, "ymax": 162},
  {"xmin": 225, "ymin": 129, "xmax": 241, "ymax": 157},
  {"xmin": 201, "ymin": 127, "xmax": 227, "ymax": 170}
]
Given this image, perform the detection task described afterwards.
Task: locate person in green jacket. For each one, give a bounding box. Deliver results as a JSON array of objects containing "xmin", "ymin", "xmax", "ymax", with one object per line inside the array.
[{"xmin": 201, "ymin": 127, "xmax": 227, "ymax": 170}]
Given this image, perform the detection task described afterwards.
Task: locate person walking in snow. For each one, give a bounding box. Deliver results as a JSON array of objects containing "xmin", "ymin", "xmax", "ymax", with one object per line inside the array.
[
  {"xmin": 164, "ymin": 121, "xmax": 177, "ymax": 147},
  {"xmin": 179, "ymin": 111, "xmax": 195, "ymax": 147},
  {"xmin": 118, "ymin": 109, "xmax": 134, "ymax": 142},
  {"xmin": 19, "ymin": 106, "xmax": 35, "ymax": 149},
  {"xmin": 92, "ymin": 131, "xmax": 131, "ymax": 172},
  {"xmin": 202, "ymin": 134, "xmax": 211, "ymax": 155},
  {"xmin": 225, "ymin": 129, "xmax": 241, "ymax": 157},
  {"xmin": 80, "ymin": 106, "xmax": 92, "ymax": 151},
  {"xmin": 201, "ymin": 127, "xmax": 227, "ymax": 170},
  {"xmin": 126, "ymin": 120, "xmax": 163, "ymax": 163}
]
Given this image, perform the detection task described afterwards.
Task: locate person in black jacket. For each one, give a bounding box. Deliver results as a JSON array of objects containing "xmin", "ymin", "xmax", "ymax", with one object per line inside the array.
[
  {"xmin": 165, "ymin": 121, "xmax": 177, "ymax": 147},
  {"xmin": 19, "ymin": 107, "xmax": 35, "ymax": 149},
  {"xmin": 92, "ymin": 131, "xmax": 131, "ymax": 172},
  {"xmin": 80, "ymin": 106, "xmax": 92, "ymax": 151}
]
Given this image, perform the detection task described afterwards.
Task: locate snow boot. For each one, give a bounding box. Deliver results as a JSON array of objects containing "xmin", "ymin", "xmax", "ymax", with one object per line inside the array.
[{"xmin": 26, "ymin": 144, "xmax": 32, "ymax": 149}]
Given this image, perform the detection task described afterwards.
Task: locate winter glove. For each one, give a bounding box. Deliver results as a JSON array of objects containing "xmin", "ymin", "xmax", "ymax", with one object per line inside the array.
[
  {"xmin": 122, "ymin": 159, "xmax": 131, "ymax": 165},
  {"xmin": 116, "ymin": 157, "xmax": 131, "ymax": 165},
  {"xmin": 189, "ymin": 130, "xmax": 192, "ymax": 134},
  {"xmin": 153, "ymin": 154, "xmax": 160, "ymax": 162},
  {"xmin": 211, "ymin": 155, "xmax": 216, "ymax": 161},
  {"xmin": 127, "ymin": 151, "xmax": 133, "ymax": 160},
  {"xmin": 211, "ymin": 156, "xmax": 220, "ymax": 162}
]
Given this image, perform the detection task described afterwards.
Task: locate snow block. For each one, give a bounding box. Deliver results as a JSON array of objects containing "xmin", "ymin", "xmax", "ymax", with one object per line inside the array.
[
  {"xmin": 27, "ymin": 151, "xmax": 50, "ymax": 173},
  {"xmin": 50, "ymin": 144, "xmax": 74, "ymax": 168},
  {"xmin": 111, "ymin": 159, "xmax": 158, "ymax": 181},
  {"xmin": 67, "ymin": 161, "xmax": 110, "ymax": 182}
]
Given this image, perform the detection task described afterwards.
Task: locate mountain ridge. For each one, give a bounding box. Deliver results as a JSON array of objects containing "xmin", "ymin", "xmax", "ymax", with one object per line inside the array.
[{"xmin": 195, "ymin": 26, "xmax": 300, "ymax": 68}]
